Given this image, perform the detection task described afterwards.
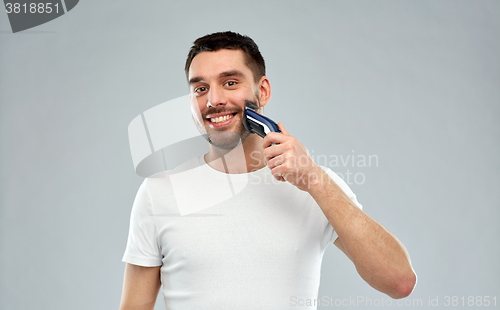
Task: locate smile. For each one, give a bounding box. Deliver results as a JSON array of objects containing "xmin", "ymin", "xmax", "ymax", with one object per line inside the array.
[
  {"xmin": 210, "ymin": 114, "xmax": 234, "ymax": 123},
  {"xmin": 206, "ymin": 112, "xmax": 238, "ymax": 128}
]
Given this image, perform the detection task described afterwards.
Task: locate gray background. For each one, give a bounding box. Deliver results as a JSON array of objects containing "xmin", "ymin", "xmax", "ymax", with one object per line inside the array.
[{"xmin": 1, "ymin": 0, "xmax": 499, "ymax": 309}]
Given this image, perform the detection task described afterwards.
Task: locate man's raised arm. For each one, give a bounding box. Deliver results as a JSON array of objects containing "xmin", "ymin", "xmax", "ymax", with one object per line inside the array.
[{"xmin": 262, "ymin": 123, "xmax": 417, "ymax": 299}]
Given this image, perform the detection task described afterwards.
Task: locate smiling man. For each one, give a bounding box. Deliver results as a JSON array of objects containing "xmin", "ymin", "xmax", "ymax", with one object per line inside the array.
[
  {"xmin": 188, "ymin": 45, "xmax": 272, "ymax": 173},
  {"xmin": 119, "ymin": 32, "xmax": 417, "ymax": 310},
  {"xmin": 188, "ymin": 50, "xmax": 258, "ymax": 149}
]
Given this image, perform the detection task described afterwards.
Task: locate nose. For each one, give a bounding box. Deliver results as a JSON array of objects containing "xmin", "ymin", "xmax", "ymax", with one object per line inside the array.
[{"xmin": 206, "ymin": 87, "xmax": 226, "ymax": 108}]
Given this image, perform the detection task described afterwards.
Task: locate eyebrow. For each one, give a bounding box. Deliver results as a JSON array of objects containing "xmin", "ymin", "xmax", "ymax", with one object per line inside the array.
[
  {"xmin": 188, "ymin": 70, "xmax": 246, "ymax": 85},
  {"xmin": 219, "ymin": 70, "xmax": 245, "ymax": 79}
]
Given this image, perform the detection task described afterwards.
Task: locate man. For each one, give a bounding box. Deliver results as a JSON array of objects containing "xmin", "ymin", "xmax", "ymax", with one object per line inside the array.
[{"xmin": 120, "ymin": 32, "xmax": 416, "ymax": 310}]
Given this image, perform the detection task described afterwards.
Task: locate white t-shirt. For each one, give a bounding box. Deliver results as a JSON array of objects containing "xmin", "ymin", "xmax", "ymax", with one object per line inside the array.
[{"xmin": 122, "ymin": 156, "xmax": 362, "ymax": 310}]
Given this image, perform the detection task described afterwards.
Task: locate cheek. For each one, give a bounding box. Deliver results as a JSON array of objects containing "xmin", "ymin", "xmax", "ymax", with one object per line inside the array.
[
  {"xmin": 190, "ymin": 95, "xmax": 204, "ymax": 120},
  {"xmin": 233, "ymin": 88, "xmax": 257, "ymax": 106}
]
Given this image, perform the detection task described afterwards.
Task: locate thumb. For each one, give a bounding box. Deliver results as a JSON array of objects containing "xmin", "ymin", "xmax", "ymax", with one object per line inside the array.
[{"xmin": 277, "ymin": 122, "xmax": 290, "ymax": 136}]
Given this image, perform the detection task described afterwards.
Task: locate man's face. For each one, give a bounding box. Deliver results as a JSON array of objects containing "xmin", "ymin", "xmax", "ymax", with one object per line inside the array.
[{"xmin": 188, "ymin": 49, "xmax": 261, "ymax": 150}]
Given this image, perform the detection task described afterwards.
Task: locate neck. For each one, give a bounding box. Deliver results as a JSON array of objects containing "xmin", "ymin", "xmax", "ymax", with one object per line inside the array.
[{"xmin": 204, "ymin": 134, "xmax": 266, "ymax": 174}]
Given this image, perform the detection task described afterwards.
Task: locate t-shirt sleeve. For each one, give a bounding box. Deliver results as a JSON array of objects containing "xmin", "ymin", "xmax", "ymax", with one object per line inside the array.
[
  {"xmin": 321, "ymin": 167, "xmax": 363, "ymax": 243},
  {"xmin": 122, "ymin": 179, "xmax": 163, "ymax": 266}
]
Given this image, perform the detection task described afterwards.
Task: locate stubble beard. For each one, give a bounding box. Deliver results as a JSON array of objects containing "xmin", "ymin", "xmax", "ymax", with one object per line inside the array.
[
  {"xmin": 203, "ymin": 112, "xmax": 250, "ymax": 150},
  {"xmin": 191, "ymin": 92, "xmax": 260, "ymax": 150}
]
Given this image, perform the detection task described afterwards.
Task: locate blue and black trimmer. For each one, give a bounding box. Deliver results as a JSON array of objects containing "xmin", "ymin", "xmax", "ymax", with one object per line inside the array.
[{"xmin": 243, "ymin": 101, "xmax": 281, "ymax": 138}]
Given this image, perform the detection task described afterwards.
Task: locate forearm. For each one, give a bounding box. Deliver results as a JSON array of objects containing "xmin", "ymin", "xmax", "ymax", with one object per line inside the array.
[{"xmin": 308, "ymin": 169, "xmax": 416, "ymax": 298}]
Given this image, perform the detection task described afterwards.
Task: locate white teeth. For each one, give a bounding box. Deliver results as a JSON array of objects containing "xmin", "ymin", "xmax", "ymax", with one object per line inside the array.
[{"xmin": 210, "ymin": 114, "xmax": 233, "ymax": 123}]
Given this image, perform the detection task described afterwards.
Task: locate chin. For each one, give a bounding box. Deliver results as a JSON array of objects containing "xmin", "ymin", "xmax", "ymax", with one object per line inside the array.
[{"xmin": 205, "ymin": 129, "xmax": 249, "ymax": 150}]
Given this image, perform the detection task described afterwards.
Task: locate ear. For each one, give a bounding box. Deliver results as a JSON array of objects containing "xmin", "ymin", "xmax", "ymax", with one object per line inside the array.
[{"xmin": 257, "ymin": 76, "xmax": 272, "ymax": 108}]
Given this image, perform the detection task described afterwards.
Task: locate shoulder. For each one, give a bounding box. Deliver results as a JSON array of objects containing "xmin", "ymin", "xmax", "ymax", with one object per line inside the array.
[
  {"xmin": 318, "ymin": 166, "xmax": 348, "ymax": 189},
  {"xmin": 318, "ymin": 165, "xmax": 363, "ymax": 210},
  {"xmin": 143, "ymin": 156, "xmax": 202, "ymax": 186},
  {"xmin": 135, "ymin": 156, "xmax": 204, "ymax": 211}
]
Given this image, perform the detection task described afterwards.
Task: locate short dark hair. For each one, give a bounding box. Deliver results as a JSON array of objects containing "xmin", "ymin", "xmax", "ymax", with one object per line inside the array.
[{"xmin": 185, "ymin": 31, "xmax": 266, "ymax": 83}]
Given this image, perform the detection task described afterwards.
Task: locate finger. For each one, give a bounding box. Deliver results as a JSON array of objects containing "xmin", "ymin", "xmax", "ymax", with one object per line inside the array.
[
  {"xmin": 270, "ymin": 166, "xmax": 287, "ymax": 182},
  {"xmin": 267, "ymin": 154, "xmax": 286, "ymax": 170},
  {"xmin": 262, "ymin": 132, "xmax": 291, "ymax": 149},
  {"xmin": 263, "ymin": 144, "xmax": 286, "ymax": 161},
  {"xmin": 274, "ymin": 175, "xmax": 286, "ymax": 182},
  {"xmin": 277, "ymin": 122, "xmax": 290, "ymax": 136}
]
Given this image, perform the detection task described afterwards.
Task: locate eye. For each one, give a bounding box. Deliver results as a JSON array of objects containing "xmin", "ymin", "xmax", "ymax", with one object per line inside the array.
[
  {"xmin": 224, "ymin": 81, "xmax": 237, "ymax": 87},
  {"xmin": 194, "ymin": 86, "xmax": 208, "ymax": 94}
]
